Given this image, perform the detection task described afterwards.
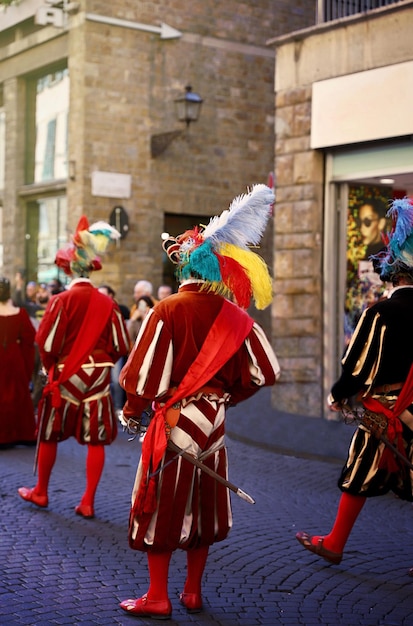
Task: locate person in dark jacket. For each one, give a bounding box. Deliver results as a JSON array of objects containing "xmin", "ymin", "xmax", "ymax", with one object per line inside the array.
[{"xmin": 296, "ymin": 197, "xmax": 413, "ymax": 569}]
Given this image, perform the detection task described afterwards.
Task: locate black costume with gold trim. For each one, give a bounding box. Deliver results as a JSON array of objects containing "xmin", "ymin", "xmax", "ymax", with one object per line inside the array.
[{"xmin": 331, "ymin": 286, "xmax": 413, "ymax": 500}]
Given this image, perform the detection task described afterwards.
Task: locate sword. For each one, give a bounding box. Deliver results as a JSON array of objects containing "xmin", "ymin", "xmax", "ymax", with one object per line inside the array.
[
  {"xmin": 148, "ymin": 444, "xmax": 192, "ymax": 476},
  {"xmin": 33, "ymin": 424, "xmax": 41, "ymax": 475},
  {"xmin": 341, "ymin": 404, "xmax": 413, "ymax": 472},
  {"xmin": 120, "ymin": 410, "xmax": 256, "ymax": 503},
  {"xmin": 161, "ymin": 440, "xmax": 255, "ymax": 504},
  {"xmin": 33, "ymin": 368, "xmax": 49, "ymax": 475}
]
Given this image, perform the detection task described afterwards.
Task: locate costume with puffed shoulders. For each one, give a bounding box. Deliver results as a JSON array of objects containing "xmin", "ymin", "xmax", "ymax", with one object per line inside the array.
[{"xmin": 120, "ymin": 282, "xmax": 280, "ymax": 552}]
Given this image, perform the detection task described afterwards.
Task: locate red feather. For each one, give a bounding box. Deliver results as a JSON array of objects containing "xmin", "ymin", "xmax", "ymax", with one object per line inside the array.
[
  {"xmin": 217, "ymin": 254, "xmax": 252, "ymax": 309},
  {"xmin": 72, "ymin": 215, "xmax": 90, "ymax": 246},
  {"xmin": 55, "ymin": 245, "xmax": 75, "ymax": 275}
]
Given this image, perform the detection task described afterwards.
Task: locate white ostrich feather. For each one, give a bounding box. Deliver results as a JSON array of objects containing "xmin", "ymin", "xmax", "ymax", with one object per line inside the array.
[
  {"xmin": 202, "ymin": 184, "xmax": 274, "ymax": 249},
  {"xmin": 89, "ymin": 221, "xmax": 121, "ymax": 240}
]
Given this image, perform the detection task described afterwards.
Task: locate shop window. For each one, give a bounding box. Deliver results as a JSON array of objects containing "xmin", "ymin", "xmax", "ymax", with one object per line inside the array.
[
  {"xmin": 0, "ymin": 106, "xmax": 4, "ymax": 191},
  {"xmin": 26, "ymin": 195, "xmax": 68, "ymax": 284},
  {"xmin": 27, "ymin": 67, "xmax": 69, "ymax": 184},
  {"xmin": 0, "ymin": 89, "xmax": 4, "ymax": 268},
  {"xmin": 344, "ymin": 184, "xmax": 392, "ymax": 344},
  {"xmin": 41, "ymin": 118, "xmax": 57, "ymax": 180},
  {"xmin": 0, "ymin": 205, "xmax": 3, "ymax": 269}
]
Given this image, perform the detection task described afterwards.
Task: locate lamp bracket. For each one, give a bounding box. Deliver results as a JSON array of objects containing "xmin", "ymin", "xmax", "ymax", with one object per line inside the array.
[{"xmin": 151, "ymin": 130, "xmax": 183, "ymax": 158}]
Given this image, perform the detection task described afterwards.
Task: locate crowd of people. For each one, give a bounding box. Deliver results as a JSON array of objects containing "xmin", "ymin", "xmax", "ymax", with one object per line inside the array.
[
  {"xmin": 0, "ymin": 265, "xmax": 174, "ymax": 449},
  {"xmin": 0, "ymin": 277, "xmax": 37, "ymax": 448},
  {"xmin": 3, "ymin": 186, "xmax": 413, "ymax": 620},
  {"xmin": 0, "ymin": 274, "xmax": 67, "ymax": 448},
  {"xmin": 4, "ymin": 185, "xmax": 280, "ymax": 620}
]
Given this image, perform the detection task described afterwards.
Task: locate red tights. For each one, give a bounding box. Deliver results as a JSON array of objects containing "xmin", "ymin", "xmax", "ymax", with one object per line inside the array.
[
  {"xmin": 313, "ymin": 491, "xmax": 367, "ymax": 553},
  {"xmin": 34, "ymin": 441, "xmax": 105, "ymax": 507},
  {"xmin": 146, "ymin": 545, "xmax": 209, "ymax": 601}
]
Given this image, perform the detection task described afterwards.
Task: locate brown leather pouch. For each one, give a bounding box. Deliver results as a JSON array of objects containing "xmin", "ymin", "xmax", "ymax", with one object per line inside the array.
[{"xmin": 165, "ymin": 402, "xmax": 181, "ymax": 429}]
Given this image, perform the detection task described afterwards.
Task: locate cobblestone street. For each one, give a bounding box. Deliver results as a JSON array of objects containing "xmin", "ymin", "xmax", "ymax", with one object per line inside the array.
[{"xmin": 1, "ymin": 419, "xmax": 413, "ymax": 625}]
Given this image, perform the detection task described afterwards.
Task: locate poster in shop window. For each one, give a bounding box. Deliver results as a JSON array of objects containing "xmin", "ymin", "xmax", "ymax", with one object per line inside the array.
[{"xmin": 344, "ymin": 184, "xmax": 392, "ymax": 346}]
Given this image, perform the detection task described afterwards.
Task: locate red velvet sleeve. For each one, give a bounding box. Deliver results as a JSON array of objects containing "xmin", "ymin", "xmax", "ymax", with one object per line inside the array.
[
  {"xmin": 35, "ymin": 297, "xmax": 68, "ymax": 370},
  {"xmin": 104, "ymin": 305, "xmax": 131, "ymax": 362}
]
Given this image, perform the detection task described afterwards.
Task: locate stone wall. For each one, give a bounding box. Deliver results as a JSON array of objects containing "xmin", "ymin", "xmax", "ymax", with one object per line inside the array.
[
  {"xmin": 272, "ymin": 84, "xmax": 324, "ymax": 416},
  {"xmin": 0, "ymin": 0, "xmax": 315, "ymax": 353},
  {"xmin": 69, "ymin": 0, "xmax": 314, "ymax": 308},
  {"xmin": 270, "ymin": 3, "xmax": 413, "ymax": 416}
]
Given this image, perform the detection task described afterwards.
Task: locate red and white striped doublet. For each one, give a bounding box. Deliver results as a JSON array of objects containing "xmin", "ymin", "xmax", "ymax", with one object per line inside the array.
[
  {"xmin": 121, "ymin": 283, "xmax": 280, "ymax": 552},
  {"xmin": 130, "ymin": 391, "xmax": 232, "ymax": 551},
  {"xmin": 38, "ymin": 364, "xmax": 117, "ymax": 444},
  {"xmin": 36, "ymin": 280, "xmax": 130, "ymax": 445}
]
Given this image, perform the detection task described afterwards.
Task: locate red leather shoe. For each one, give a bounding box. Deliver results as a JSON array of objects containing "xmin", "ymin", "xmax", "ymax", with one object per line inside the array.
[
  {"xmin": 296, "ymin": 531, "xmax": 342, "ymax": 565},
  {"xmin": 75, "ymin": 504, "xmax": 95, "ymax": 519},
  {"xmin": 179, "ymin": 592, "xmax": 203, "ymax": 613},
  {"xmin": 18, "ymin": 487, "xmax": 48, "ymax": 508},
  {"xmin": 120, "ymin": 595, "xmax": 172, "ymax": 619}
]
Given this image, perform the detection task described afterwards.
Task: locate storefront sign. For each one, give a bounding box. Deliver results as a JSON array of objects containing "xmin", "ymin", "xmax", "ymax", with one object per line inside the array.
[{"xmin": 91, "ymin": 171, "xmax": 131, "ymax": 199}]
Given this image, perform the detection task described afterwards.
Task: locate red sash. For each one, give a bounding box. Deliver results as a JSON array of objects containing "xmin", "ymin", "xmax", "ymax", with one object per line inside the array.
[
  {"xmin": 362, "ymin": 363, "xmax": 413, "ymax": 472},
  {"xmin": 42, "ymin": 289, "xmax": 113, "ymax": 416},
  {"xmin": 134, "ymin": 299, "xmax": 254, "ymax": 516}
]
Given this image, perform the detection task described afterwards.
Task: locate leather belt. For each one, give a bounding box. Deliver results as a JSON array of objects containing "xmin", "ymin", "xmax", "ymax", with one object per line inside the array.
[
  {"xmin": 196, "ymin": 385, "xmax": 224, "ymax": 396},
  {"xmin": 372, "ymin": 382, "xmax": 404, "ymax": 394}
]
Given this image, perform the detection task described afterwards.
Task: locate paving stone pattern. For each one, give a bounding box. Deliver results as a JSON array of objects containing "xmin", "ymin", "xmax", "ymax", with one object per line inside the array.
[{"xmin": 1, "ymin": 401, "xmax": 413, "ymax": 625}]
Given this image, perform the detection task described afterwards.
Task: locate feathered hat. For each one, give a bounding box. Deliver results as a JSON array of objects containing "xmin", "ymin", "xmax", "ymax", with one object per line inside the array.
[
  {"xmin": 162, "ymin": 184, "xmax": 274, "ymax": 309},
  {"xmin": 55, "ymin": 215, "xmax": 120, "ymax": 277},
  {"xmin": 372, "ymin": 196, "xmax": 413, "ymax": 282}
]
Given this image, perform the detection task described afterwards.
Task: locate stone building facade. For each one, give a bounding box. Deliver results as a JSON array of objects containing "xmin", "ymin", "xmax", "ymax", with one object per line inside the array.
[
  {"xmin": 3, "ymin": 2, "xmax": 411, "ymax": 421},
  {"xmin": 270, "ymin": 1, "xmax": 413, "ymax": 417},
  {"xmin": 0, "ymin": 0, "xmax": 314, "ymax": 340}
]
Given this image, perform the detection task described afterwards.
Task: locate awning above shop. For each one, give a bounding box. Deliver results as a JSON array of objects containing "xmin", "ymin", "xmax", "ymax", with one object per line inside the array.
[
  {"xmin": 311, "ymin": 60, "xmax": 413, "ymax": 149},
  {"xmin": 330, "ymin": 141, "xmax": 413, "ymax": 193}
]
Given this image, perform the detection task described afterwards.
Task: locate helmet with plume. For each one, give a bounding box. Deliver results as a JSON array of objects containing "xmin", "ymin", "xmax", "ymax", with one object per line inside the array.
[
  {"xmin": 372, "ymin": 196, "xmax": 413, "ymax": 283},
  {"xmin": 55, "ymin": 215, "xmax": 120, "ymax": 277},
  {"xmin": 162, "ymin": 183, "xmax": 274, "ymax": 309}
]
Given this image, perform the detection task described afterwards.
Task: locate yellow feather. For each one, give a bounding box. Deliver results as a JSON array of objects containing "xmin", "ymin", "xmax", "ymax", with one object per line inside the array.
[
  {"xmin": 199, "ymin": 280, "xmax": 232, "ymax": 300},
  {"xmin": 219, "ymin": 243, "xmax": 273, "ymax": 309}
]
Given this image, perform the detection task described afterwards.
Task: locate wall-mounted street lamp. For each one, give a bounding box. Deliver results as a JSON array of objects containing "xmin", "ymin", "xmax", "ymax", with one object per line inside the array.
[
  {"xmin": 151, "ymin": 85, "xmax": 203, "ymax": 158},
  {"xmin": 174, "ymin": 85, "xmax": 203, "ymax": 127}
]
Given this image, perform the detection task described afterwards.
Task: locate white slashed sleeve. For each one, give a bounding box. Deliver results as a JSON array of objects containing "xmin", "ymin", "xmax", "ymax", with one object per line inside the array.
[{"xmin": 245, "ymin": 323, "xmax": 280, "ymax": 386}]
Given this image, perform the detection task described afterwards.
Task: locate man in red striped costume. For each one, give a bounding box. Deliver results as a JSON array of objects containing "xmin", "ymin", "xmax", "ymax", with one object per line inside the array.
[
  {"xmin": 18, "ymin": 217, "xmax": 130, "ymax": 518},
  {"xmin": 119, "ymin": 185, "xmax": 280, "ymax": 619}
]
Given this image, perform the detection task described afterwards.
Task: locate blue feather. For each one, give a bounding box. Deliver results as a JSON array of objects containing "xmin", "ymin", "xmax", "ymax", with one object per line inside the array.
[
  {"xmin": 388, "ymin": 198, "xmax": 413, "ymax": 264},
  {"xmin": 188, "ymin": 241, "xmax": 221, "ymax": 282},
  {"xmin": 374, "ymin": 197, "xmax": 413, "ymax": 279}
]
